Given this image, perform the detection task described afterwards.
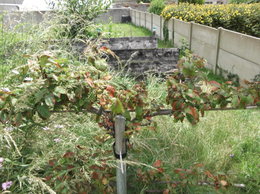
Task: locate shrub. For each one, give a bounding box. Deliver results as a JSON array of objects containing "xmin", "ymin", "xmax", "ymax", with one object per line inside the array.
[
  {"xmin": 161, "ymin": 3, "xmax": 260, "ymax": 37},
  {"xmin": 48, "ymin": 0, "xmax": 112, "ymax": 39},
  {"xmin": 179, "ymin": 0, "xmax": 204, "ymax": 4},
  {"xmin": 148, "ymin": 0, "xmax": 166, "ymax": 15}
]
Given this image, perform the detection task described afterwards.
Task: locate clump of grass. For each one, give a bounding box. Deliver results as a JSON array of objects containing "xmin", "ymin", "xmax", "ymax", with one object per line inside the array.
[
  {"xmin": 158, "ymin": 39, "xmax": 174, "ymax": 48},
  {"xmin": 126, "ymin": 76, "xmax": 260, "ymax": 193}
]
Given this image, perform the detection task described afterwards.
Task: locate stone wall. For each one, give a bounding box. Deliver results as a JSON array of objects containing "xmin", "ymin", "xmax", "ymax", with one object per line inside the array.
[
  {"xmin": 108, "ymin": 48, "xmax": 179, "ymax": 77},
  {"xmin": 102, "ymin": 37, "xmax": 158, "ymax": 50}
]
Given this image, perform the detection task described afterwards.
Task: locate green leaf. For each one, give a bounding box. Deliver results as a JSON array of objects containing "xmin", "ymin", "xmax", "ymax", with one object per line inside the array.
[
  {"xmin": 39, "ymin": 55, "xmax": 50, "ymax": 66},
  {"xmin": 135, "ymin": 106, "xmax": 143, "ymax": 121},
  {"xmin": 45, "ymin": 94, "xmax": 55, "ymax": 107},
  {"xmin": 123, "ymin": 110, "xmax": 131, "ymax": 121},
  {"xmin": 54, "ymin": 86, "xmax": 67, "ymax": 97},
  {"xmin": 36, "ymin": 104, "xmax": 51, "ymax": 119},
  {"xmin": 111, "ymin": 98, "xmax": 125, "ymax": 115},
  {"xmin": 231, "ymin": 95, "xmax": 240, "ymax": 107},
  {"xmin": 35, "ymin": 88, "xmax": 48, "ymax": 103}
]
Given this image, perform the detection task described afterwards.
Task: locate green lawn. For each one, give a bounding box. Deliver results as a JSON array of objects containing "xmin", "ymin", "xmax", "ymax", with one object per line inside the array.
[
  {"xmin": 100, "ymin": 23, "xmax": 153, "ymax": 38},
  {"xmin": 100, "ymin": 23, "xmax": 175, "ymax": 48}
]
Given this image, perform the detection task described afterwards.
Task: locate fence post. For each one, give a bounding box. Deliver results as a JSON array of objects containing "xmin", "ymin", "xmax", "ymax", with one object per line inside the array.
[
  {"xmin": 115, "ymin": 115, "xmax": 127, "ymax": 194},
  {"xmin": 151, "ymin": 13, "xmax": 153, "ymax": 32},
  {"xmin": 189, "ymin": 21, "xmax": 194, "ymax": 50},
  {"xmin": 214, "ymin": 27, "xmax": 222, "ymax": 74},
  {"xmin": 144, "ymin": 12, "xmax": 146, "ymax": 28},
  {"xmin": 172, "ymin": 19, "xmax": 175, "ymax": 46},
  {"xmin": 160, "ymin": 16, "xmax": 163, "ymax": 40}
]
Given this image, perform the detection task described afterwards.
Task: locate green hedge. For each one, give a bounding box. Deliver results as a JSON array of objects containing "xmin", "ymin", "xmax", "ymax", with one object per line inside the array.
[
  {"xmin": 148, "ymin": 0, "xmax": 166, "ymax": 15},
  {"xmin": 161, "ymin": 3, "xmax": 260, "ymax": 37}
]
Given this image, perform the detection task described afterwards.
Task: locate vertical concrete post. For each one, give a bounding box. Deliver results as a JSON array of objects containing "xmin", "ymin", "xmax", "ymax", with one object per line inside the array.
[
  {"xmin": 139, "ymin": 11, "xmax": 141, "ymax": 26},
  {"xmin": 172, "ymin": 19, "xmax": 175, "ymax": 46},
  {"xmin": 189, "ymin": 21, "xmax": 194, "ymax": 50},
  {"xmin": 144, "ymin": 12, "xmax": 146, "ymax": 28},
  {"xmin": 160, "ymin": 16, "xmax": 163, "ymax": 40},
  {"xmin": 133, "ymin": 10, "xmax": 136, "ymax": 25},
  {"xmin": 115, "ymin": 115, "xmax": 127, "ymax": 194},
  {"xmin": 214, "ymin": 27, "xmax": 222, "ymax": 74},
  {"xmin": 151, "ymin": 13, "xmax": 153, "ymax": 32}
]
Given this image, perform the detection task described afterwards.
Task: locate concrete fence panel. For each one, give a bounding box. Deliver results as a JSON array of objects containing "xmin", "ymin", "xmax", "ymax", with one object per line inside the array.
[
  {"xmin": 95, "ymin": 8, "xmax": 130, "ymax": 23},
  {"xmin": 152, "ymin": 14, "xmax": 161, "ymax": 38},
  {"xmin": 218, "ymin": 49, "xmax": 260, "ymax": 81},
  {"xmin": 140, "ymin": 11, "xmax": 146, "ymax": 27},
  {"xmin": 220, "ymin": 29, "xmax": 260, "ymax": 66},
  {"xmin": 191, "ymin": 23, "xmax": 219, "ymax": 67},
  {"xmin": 130, "ymin": 9, "xmax": 135, "ymax": 22},
  {"xmin": 135, "ymin": 10, "xmax": 140, "ymax": 26},
  {"xmin": 145, "ymin": 12, "xmax": 152, "ymax": 31},
  {"xmin": 167, "ymin": 18, "xmax": 174, "ymax": 41},
  {"xmin": 173, "ymin": 19, "xmax": 190, "ymax": 47}
]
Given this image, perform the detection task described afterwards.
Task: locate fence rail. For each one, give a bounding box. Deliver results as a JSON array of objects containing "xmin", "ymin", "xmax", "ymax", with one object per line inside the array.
[{"xmin": 130, "ymin": 9, "xmax": 260, "ymax": 82}]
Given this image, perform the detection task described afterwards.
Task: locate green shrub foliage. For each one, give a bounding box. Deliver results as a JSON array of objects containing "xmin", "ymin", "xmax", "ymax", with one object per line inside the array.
[
  {"xmin": 48, "ymin": 0, "xmax": 112, "ymax": 39},
  {"xmin": 148, "ymin": 0, "xmax": 166, "ymax": 15},
  {"xmin": 161, "ymin": 3, "xmax": 260, "ymax": 37}
]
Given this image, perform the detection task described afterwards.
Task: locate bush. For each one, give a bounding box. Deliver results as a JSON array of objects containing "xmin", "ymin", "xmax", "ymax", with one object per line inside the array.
[
  {"xmin": 179, "ymin": 0, "xmax": 204, "ymax": 4},
  {"xmin": 161, "ymin": 3, "xmax": 260, "ymax": 37},
  {"xmin": 48, "ymin": 0, "xmax": 112, "ymax": 39},
  {"xmin": 148, "ymin": 0, "xmax": 166, "ymax": 15}
]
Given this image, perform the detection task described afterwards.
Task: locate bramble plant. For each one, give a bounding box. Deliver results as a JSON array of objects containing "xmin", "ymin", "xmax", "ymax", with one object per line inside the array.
[
  {"xmin": 0, "ymin": 46, "xmax": 259, "ymax": 192},
  {"xmin": 0, "ymin": 48, "xmax": 259, "ymax": 130}
]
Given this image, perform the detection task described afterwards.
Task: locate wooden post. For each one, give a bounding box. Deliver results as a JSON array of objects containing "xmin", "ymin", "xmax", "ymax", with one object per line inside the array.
[{"xmin": 115, "ymin": 115, "xmax": 127, "ymax": 194}]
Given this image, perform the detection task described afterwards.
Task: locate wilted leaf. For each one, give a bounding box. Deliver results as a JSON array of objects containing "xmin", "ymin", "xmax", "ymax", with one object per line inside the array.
[{"xmin": 153, "ymin": 160, "xmax": 162, "ymax": 168}]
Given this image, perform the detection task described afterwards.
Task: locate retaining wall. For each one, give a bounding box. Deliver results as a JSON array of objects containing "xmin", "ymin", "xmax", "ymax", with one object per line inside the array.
[
  {"xmin": 130, "ymin": 9, "xmax": 260, "ymax": 82},
  {"xmin": 102, "ymin": 37, "xmax": 158, "ymax": 50},
  {"xmin": 108, "ymin": 48, "xmax": 179, "ymax": 77}
]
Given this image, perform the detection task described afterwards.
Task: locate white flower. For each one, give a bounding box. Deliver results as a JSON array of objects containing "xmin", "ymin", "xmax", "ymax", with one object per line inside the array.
[
  {"xmin": 24, "ymin": 77, "xmax": 33, "ymax": 82},
  {"xmin": 2, "ymin": 181, "xmax": 13, "ymax": 191},
  {"xmin": 4, "ymin": 127, "xmax": 14, "ymax": 132},
  {"xmin": 54, "ymin": 124, "xmax": 64, "ymax": 129},
  {"xmin": 42, "ymin": 127, "xmax": 50, "ymax": 131},
  {"xmin": 53, "ymin": 138, "xmax": 61, "ymax": 143},
  {"xmin": 1, "ymin": 88, "xmax": 11, "ymax": 93},
  {"xmin": 11, "ymin": 70, "xmax": 19, "ymax": 75}
]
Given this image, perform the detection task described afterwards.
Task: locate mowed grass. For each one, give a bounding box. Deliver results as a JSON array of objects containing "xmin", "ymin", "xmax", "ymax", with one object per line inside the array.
[{"xmin": 100, "ymin": 23, "xmax": 152, "ymax": 38}]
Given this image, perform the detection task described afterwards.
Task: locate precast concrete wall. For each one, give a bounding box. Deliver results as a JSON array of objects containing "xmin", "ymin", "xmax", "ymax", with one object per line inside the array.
[
  {"xmin": 94, "ymin": 8, "xmax": 130, "ymax": 23},
  {"xmin": 1, "ymin": 11, "xmax": 53, "ymax": 30},
  {"xmin": 130, "ymin": 9, "xmax": 260, "ymax": 81}
]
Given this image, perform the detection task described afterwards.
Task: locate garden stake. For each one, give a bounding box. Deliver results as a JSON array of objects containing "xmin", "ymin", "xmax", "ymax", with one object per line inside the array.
[{"xmin": 114, "ymin": 115, "xmax": 127, "ymax": 194}]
